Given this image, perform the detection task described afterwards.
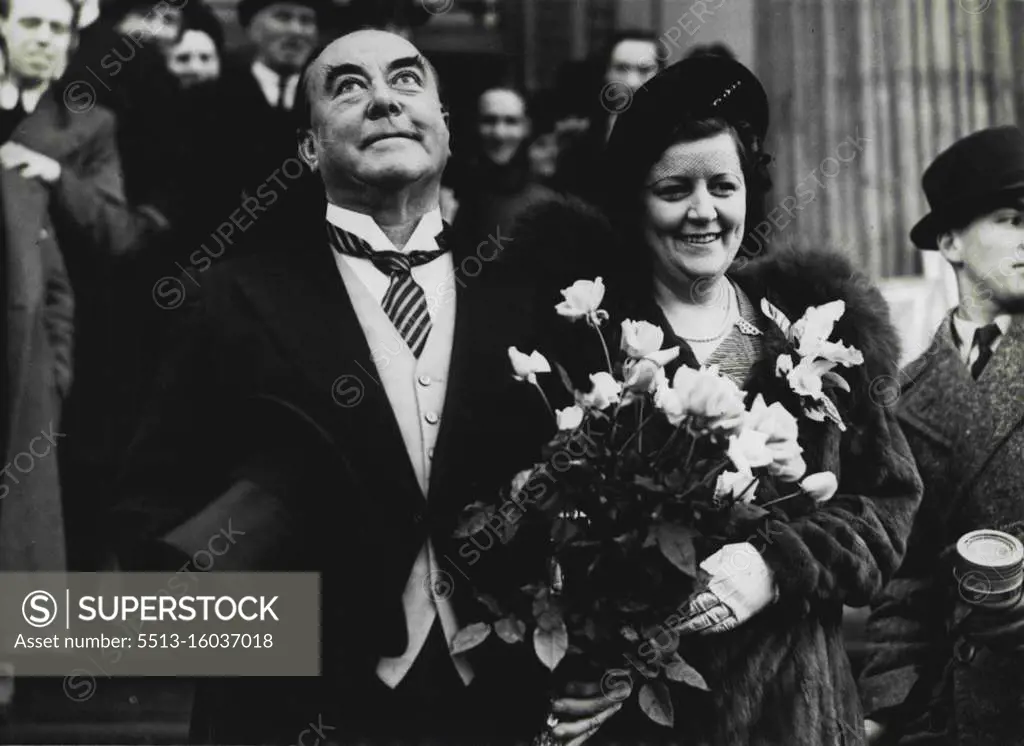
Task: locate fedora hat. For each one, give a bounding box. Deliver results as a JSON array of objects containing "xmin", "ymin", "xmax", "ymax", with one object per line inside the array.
[
  {"xmin": 236, "ymin": 0, "xmax": 325, "ymax": 27},
  {"xmin": 911, "ymin": 126, "xmax": 1024, "ymax": 249}
]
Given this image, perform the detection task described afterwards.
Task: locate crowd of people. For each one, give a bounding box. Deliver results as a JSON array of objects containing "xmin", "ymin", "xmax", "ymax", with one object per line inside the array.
[{"xmin": 1, "ymin": 1, "xmax": 1023, "ymax": 745}]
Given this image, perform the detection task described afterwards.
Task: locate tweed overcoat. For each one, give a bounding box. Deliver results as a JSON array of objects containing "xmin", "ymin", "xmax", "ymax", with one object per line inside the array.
[{"xmin": 860, "ymin": 312, "xmax": 1024, "ymax": 746}]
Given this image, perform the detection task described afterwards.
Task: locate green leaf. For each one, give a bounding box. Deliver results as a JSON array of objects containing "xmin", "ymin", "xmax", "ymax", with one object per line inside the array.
[
  {"xmin": 656, "ymin": 523, "xmax": 698, "ymax": 578},
  {"xmin": 534, "ymin": 621, "xmax": 568, "ymax": 671},
  {"xmin": 664, "ymin": 655, "xmax": 710, "ymax": 691},
  {"xmin": 495, "ymin": 616, "xmax": 526, "ymax": 644},
  {"xmin": 639, "ymin": 681, "xmax": 675, "ymax": 727},
  {"xmin": 450, "ymin": 622, "xmax": 491, "ymax": 655},
  {"xmin": 454, "ymin": 502, "xmax": 496, "ymax": 538},
  {"xmin": 621, "ymin": 625, "xmax": 640, "ymax": 642}
]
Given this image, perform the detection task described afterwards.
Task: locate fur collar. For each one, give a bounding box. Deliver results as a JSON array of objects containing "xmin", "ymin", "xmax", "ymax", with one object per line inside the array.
[{"xmin": 511, "ymin": 196, "xmax": 903, "ymax": 464}]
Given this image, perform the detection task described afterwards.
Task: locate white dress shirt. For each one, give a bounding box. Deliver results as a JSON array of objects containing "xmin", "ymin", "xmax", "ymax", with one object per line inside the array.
[
  {"xmin": 0, "ymin": 77, "xmax": 45, "ymax": 114},
  {"xmin": 251, "ymin": 60, "xmax": 299, "ymax": 110},
  {"xmin": 325, "ymin": 204, "xmax": 472, "ymax": 689},
  {"xmin": 952, "ymin": 312, "xmax": 1012, "ymax": 368},
  {"xmin": 326, "ymin": 203, "xmax": 452, "ymax": 305}
]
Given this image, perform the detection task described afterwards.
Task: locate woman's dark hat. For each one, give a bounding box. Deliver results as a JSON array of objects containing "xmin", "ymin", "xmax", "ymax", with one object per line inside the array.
[
  {"xmin": 603, "ymin": 56, "xmax": 769, "ymax": 204},
  {"xmin": 911, "ymin": 126, "xmax": 1024, "ymax": 249},
  {"xmin": 237, "ymin": 0, "xmax": 324, "ymax": 27}
]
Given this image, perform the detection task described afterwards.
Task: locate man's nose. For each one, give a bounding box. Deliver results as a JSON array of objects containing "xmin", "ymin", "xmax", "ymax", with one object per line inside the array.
[
  {"xmin": 284, "ymin": 16, "xmax": 313, "ymax": 35},
  {"xmin": 624, "ymin": 71, "xmax": 644, "ymax": 91},
  {"xmin": 366, "ymin": 81, "xmax": 402, "ymax": 118}
]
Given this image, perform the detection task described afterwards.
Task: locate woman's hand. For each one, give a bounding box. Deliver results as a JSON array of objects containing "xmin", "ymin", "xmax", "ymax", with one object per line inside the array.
[
  {"xmin": 864, "ymin": 719, "xmax": 888, "ymax": 744},
  {"xmin": 677, "ymin": 542, "xmax": 777, "ymax": 635},
  {"xmin": 549, "ymin": 681, "xmax": 624, "ymax": 745}
]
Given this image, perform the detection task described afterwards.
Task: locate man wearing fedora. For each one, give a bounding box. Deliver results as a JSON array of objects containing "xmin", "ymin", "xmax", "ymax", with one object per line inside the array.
[
  {"xmin": 212, "ymin": 0, "xmax": 322, "ymax": 256},
  {"xmin": 860, "ymin": 125, "xmax": 1024, "ymax": 745}
]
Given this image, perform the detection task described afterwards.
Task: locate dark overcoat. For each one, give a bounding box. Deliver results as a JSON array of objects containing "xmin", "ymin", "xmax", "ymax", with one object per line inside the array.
[
  {"xmin": 2, "ymin": 91, "xmax": 143, "ymax": 571},
  {"xmin": 860, "ymin": 312, "xmax": 1024, "ymax": 746}
]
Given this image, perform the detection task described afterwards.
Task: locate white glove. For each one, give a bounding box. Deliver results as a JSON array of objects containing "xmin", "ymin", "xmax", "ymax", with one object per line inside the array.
[{"xmin": 677, "ymin": 542, "xmax": 778, "ymax": 634}]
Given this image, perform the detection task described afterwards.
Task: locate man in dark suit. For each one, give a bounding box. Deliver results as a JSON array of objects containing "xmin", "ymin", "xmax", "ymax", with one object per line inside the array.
[
  {"xmin": 860, "ymin": 126, "xmax": 1024, "ymax": 745},
  {"xmin": 0, "ymin": 0, "xmax": 150, "ymax": 575},
  {"xmin": 113, "ymin": 28, "xmax": 551, "ymax": 745},
  {"xmin": 212, "ymin": 0, "xmax": 321, "ymax": 256}
]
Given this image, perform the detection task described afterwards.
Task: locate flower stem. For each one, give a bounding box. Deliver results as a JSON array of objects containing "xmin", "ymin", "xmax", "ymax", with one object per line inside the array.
[
  {"xmin": 760, "ymin": 489, "xmax": 804, "ymax": 509},
  {"xmin": 676, "ymin": 459, "xmax": 731, "ymax": 502},
  {"xmin": 590, "ymin": 315, "xmax": 614, "ymax": 373},
  {"xmin": 533, "ymin": 381, "xmax": 555, "ymax": 418},
  {"xmin": 653, "ymin": 422, "xmax": 685, "ymax": 465},
  {"xmin": 614, "ymin": 404, "xmax": 655, "ymax": 456}
]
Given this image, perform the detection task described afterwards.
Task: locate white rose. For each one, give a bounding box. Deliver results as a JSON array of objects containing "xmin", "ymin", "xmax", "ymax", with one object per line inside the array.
[
  {"xmin": 580, "ymin": 371, "xmax": 622, "ymax": 410},
  {"xmin": 800, "ymin": 471, "xmax": 838, "ymax": 502},
  {"xmin": 620, "ymin": 319, "xmax": 664, "ymax": 358},
  {"xmin": 556, "ymin": 405, "xmax": 585, "ymax": 430},
  {"xmin": 555, "ymin": 277, "xmax": 607, "ymax": 322},
  {"xmin": 508, "ymin": 346, "xmax": 551, "ymax": 385}
]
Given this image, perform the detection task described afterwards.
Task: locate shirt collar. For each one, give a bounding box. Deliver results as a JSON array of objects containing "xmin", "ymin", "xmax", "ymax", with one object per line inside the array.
[
  {"xmin": 951, "ymin": 311, "xmax": 1013, "ymax": 352},
  {"xmin": 326, "ymin": 203, "xmax": 443, "ymax": 255},
  {"xmin": 251, "ymin": 61, "xmax": 298, "ymax": 87},
  {"xmin": 0, "ymin": 78, "xmax": 47, "ymax": 114}
]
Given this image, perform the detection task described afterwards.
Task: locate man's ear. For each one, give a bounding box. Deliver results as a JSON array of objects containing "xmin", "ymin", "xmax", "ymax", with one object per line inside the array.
[
  {"xmin": 441, "ymin": 107, "xmax": 453, "ymax": 155},
  {"xmin": 298, "ymin": 130, "xmax": 318, "ymax": 172},
  {"xmin": 937, "ymin": 229, "xmax": 963, "ymax": 266}
]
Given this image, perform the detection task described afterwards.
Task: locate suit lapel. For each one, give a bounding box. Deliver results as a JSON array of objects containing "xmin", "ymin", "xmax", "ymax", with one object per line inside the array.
[
  {"xmin": 10, "ymin": 92, "xmax": 83, "ymax": 160},
  {"xmin": 896, "ymin": 315, "xmax": 980, "ymax": 452},
  {"xmin": 233, "ymin": 242, "xmax": 424, "ymax": 516}
]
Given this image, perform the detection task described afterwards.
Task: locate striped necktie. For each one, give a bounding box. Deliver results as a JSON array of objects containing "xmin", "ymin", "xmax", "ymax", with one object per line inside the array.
[{"xmin": 327, "ymin": 221, "xmax": 449, "ymax": 358}]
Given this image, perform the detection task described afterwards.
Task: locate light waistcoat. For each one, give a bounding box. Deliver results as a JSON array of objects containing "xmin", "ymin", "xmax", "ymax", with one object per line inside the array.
[{"xmin": 328, "ymin": 207, "xmax": 472, "ymax": 688}]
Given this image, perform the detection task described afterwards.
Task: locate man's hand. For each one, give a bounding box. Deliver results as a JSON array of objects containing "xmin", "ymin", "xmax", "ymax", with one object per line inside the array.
[
  {"xmin": 0, "ymin": 142, "xmax": 61, "ymax": 184},
  {"xmin": 959, "ymin": 593, "xmax": 1024, "ymax": 652},
  {"xmin": 549, "ymin": 681, "xmax": 623, "ymax": 745}
]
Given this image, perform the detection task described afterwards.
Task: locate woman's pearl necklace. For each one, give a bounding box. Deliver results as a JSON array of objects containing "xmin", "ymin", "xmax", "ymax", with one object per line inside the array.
[{"xmin": 675, "ymin": 280, "xmax": 738, "ymax": 344}]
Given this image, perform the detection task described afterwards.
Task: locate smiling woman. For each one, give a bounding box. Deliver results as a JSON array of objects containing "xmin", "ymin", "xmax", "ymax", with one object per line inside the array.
[{"xmin": 511, "ymin": 54, "xmax": 923, "ymax": 745}]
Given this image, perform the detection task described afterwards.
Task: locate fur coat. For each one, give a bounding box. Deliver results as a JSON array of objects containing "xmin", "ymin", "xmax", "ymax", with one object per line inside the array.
[{"xmin": 508, "ymin": 197, "xmax": 924, "ymax": 746}]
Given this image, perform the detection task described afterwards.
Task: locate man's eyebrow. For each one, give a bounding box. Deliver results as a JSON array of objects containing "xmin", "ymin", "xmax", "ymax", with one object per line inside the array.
[
  {"xmin": 321, "ymin": 56, "xmax": 428, "ymax": 92},
  {"xmin": 322, "ymin": 63, "xmax": 366, "ymax": 92},
  {"xmin": 388, "ymin": 55, "xmax": 428, "ymax": 76}
]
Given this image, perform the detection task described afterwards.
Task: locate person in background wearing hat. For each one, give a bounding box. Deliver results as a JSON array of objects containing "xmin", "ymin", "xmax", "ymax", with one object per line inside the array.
[
  {"xmin": 513, "ymin": 53, "xmax": 922, "ymax": 745},
  {"xmin": 211, "ymin": 0, "xmax": 320, "ymax": 256},
  {"xmin": 51, "ymin": 0, "xmax": 186, "ymax": 571},
  {"xmin": 165, "ymin": 0, "xmax": 223, "ymax": 89},
  {"xmin": 860, "ymin": 125, "xmax": 1024, "ymax": 746}
]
